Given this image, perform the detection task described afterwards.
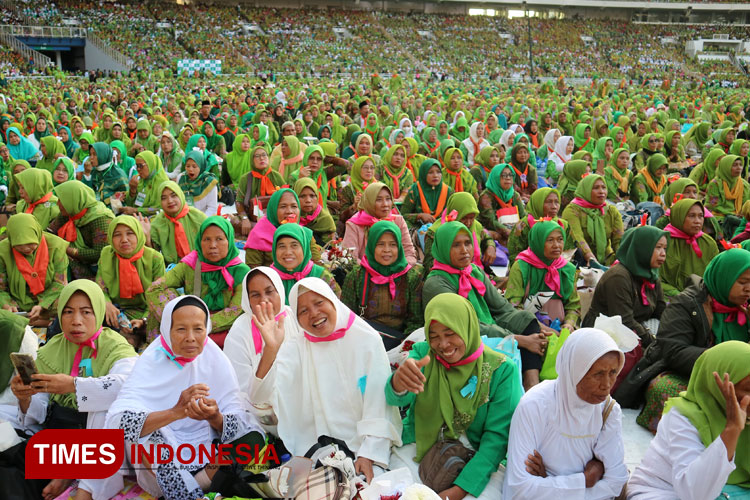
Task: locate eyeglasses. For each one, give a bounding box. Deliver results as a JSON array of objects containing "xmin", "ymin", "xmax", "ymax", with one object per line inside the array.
[
  {"xmin": 500, "ymin": 173, "xmax": 513, "ymax": 179},
  {"xmin": 253, "ymin": 154, "xmax": 267, "ymax": 159}
]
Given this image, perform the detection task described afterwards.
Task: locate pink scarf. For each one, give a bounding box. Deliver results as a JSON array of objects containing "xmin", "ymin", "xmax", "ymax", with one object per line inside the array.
[
  {"xmin": 245, "ymin": 216, "xmax": 276, "ymax": 252},
  {"xmin": 359, "ymin": 255, "xmax": 412, "ymax": 299},
  {"xmin": 711, "ymin": 297, "xmax": 748, "ymax": 326},
  {"xmin": 67, "ymin": 327, "xmax": 102, "ymax": 377},
  {"xmin": 431, "ymin": 261, "xmax": 486, "ymax": 298},
  {"xmin": 158, "ymin": 334, "xmax": 207, "ymax": 368},
  {"xmin": 516, "ymin": 248, "xmax": 567, "ymax": 297},
  {"xmin": 304, "ymin": 311, "xmax": 356, "ymax": 343},
  {"xmin": 251, "ymin": 311, "xmax": 287, "ymax": 355},
  {"xmin": 640, "ymin": 279, "xmax": 655, "ymax": 306},
  {"xmin": 299, "ymin": 204, "xmax": 322, "ymax": 226},
  {"xmin": 271, "ymin": 261, "xmax": 314, "ymax": 282},
  {"xmin": 348, "ymin": 209, "xmax": 397, "ymax": 227},
  {"xmin": 571, "ymin": 197, "xmax": 605, "ymax": 215},
  {"xmin": 435, "ymin": 343, "xmax": 484, "ymax": 370},
  {"xmin": 664, "ymin": 223, "xmax": 703, "ymax": 258},
  {"xmin": 181, "ymin": 250, "xmax": 244, "ymax": 289}
]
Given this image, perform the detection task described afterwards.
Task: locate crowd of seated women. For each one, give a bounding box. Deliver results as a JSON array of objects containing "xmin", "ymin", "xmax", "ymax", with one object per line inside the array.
[{"xmin": 1, "ymin": 81, "xmax": 750, "ymax": 500}]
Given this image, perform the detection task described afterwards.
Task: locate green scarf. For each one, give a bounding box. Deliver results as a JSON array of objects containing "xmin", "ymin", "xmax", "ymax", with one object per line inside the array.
[
  {"xmin": 0, "ymin": 309, "xmax": 27, "ymax": 388},
  {"xmin": 54, "ymin": 180, "xmax": 114, "ymax": 250},
  {"xmin": 703, "ymin": 248, "xmax": 750, "ymax": 343},
  {"xmin": 592, "ymin": 137, "xmax": 612, "ymax": 163},
  {"xmin": 365, "ymin": 220, "xmax": 409, "ymax": 276},
  {"xmin": 519, "ymin": 220, "xmax": 576, "ymax": 299},
  {"xmin": 194, "ymin": 216, "xmax": 250, "ymax": 311},
  {"xmin": 134, "ymin": 151, "xmax": 169, "ymax": 211},
  {"xmin": 15, "ymin": 168, "xmax": 59, "ymax": 228},
  {"xmin": 415, "ymin": 292, "xmax": 504, "ymax": 461},
  {"xmin": 558, "ymin": 160, "xmax": 590, "ymax": 198},
  {"xmin": 36, "ymin": 136, "xmax": 67, "ymax": 173},
  {"xmin": 271, "ymin": 223, "xmax": 324, "ymax": 302},
  {"xmin": 429, "ymin": 222, "xmax": 492, "ymax": 323},
  {"xmin": 35, "ymin": 279, "xmax": 136, "ymax": 408},
  {"xmin": 267, "ymin": 188, "xmax": 299, "ymax": 227},
  {"xmin": 527, "ymin": 187, "xmax": 560, "ymax": 219},
  {"xmin": 682, "ymin": 122, "xmax": 711, "ymax": 149},
  {"xmin": 616, "ymin": 226, "xmax": 668, "ymax": 282},
  {"xmin": 150, "ymin": 181, "xmax": 207, "ymax": 264},
  {"xmin": 428, "ymin": 192, "xmax": 485, "ymax": 250},
  {"xmin": 573, "ymin": 174, "xmax": 608, "ymax": 262},
  {"xmin": 574, "ymin": 123, "xmax": 593, "ymax": 151},
  {"xmin": 486, "ymin": 164, "xmax": 515, "ymax": 203},
  {"xmin": 665, "ymin": 341, "xmax": 750, "ymax": 487},
  {"xmin": 202, "ymin": 121, "xmax": 221, "ymax": 153},
  {"xmin": 300, "ymin": 145, "xmax": 328, "ymax": 202},
  {"xmin": 179, "ymin": 149, "xmax": 219, "ymax": 203}
]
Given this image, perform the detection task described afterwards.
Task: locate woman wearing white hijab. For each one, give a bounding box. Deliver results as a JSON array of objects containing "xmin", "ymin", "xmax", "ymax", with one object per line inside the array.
[
  {"xmin": 224, "ymin": 267, "xmax": 297, "ymax": 433},
  {"xmin": 549, "ymin": 135, "xmax": 575, "ymax": 175},
  {"xmin": 461, "ymin": 122, "xmax": 491, "ymax": 168},
  {"xmin": 503, "ymin": 328, "xmax": 629, "ymax": 499},
  {"xmin": 251, "ymin": 276, "xmax": 402, "ymax": 482},
  {"xmin": 399, "ymin": 117, "xmax": 415, "ymax": 139},
  {"xmin": 107, "ymin": 295, "xmax": 260, "ymax": 500},
  {"xmin": 499, "ymin": 129, "xmax": 516, "ymax": 153}
]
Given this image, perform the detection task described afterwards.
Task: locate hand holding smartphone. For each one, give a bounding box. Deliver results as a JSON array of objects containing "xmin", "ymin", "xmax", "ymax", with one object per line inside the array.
[{"xmin": 10, "ymin": 352, "xmax": 37, "ymax": 385}]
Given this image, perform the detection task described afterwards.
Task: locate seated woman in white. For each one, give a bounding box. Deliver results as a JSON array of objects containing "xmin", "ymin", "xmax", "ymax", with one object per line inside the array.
[
  {"xmin": 224, "ymin": 266, "xmax": 297, "ymax": 434},
  {"xmin": 251, "ymin": 276, "xmax": 402, "ymax": 483},
  {"xmin": 627, "ymin": 341, "xmax": 750, "ymax": 500},
  {"xmin": 503, "ymin": 328, "xmax": 629, "ymax": 499},
  {"xmin": 106, "ymin": 295, "xmax": 261, "ymax": 500}
]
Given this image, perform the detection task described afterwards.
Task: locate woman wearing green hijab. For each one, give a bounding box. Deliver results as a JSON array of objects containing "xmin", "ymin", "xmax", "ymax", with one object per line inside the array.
[
  {"xmin": 0, "ymin": 213, "xmax": 68, "ymax": 321},
  {"xmin": 378, "ymin": 144, "xmax": 414, "ymax": 202},
  {"xmin": 506, "ymin": 220, "xmax": 581, "ymax": 331},
  {"xmin": 271, "ymin": 223, "xmax": 338, "ymax": 304},
  {"xmin": 604, "ymin": 147, "xmax": 633, "ymax": 203},
  {"xmin": 591, "ymin": 136, "xmax": 614, "ymax": 167},
  {"xmin": 225, "ymin": 133, "xmax": 254, "ymax": 186},
  {"xmin": 730, "ymin": 138, "xmax": 749, "ymax": 179},
  {"xmin": 146, "ymin": 216, "xmax": 250, "ymax": 347},
  {"xmin": 631, "ymin": 153, "xmax": 668, "ymax": 205},
  {"xmin": 51, "ymin": 157, "xmax": 75, "ymax": 186},
  {"xmin": 337, "ymin": 155, "xmax": 378, "ymax": 229},
  {"xmin": 507, "ymin": 187, "xmax": 574, "ymax": 264},
  {"xmin": 294, "ymin": 177, "xmax": 336, "ymax": 246},
  {"xmin": 179, "ymin": 149, "xmax": 219, "ymax": 217},
  {"xmin": 129, "ymin": 119, "xmax": 159, "ymax": 156},
  {"xmin": 123, "ymin": 151, "xmax": 169, "ymax": 216},
  {"xmin": 583, "ymin": 225, "xmax": 668, "ymax": 350},
  {"xmin": 72, "ymin": 131, "xmax": 94, "ymax": 166},
  {"xmin": 631, "ymin": 341, "xmax": 750, "ymax": 497},
  {"xmin": 290, "ymin": 144, "xmax": 347, "ymax": 206},
  {"xmin": 401, "ymin": 158, "xmax": 453, "ymax": 229},
  {"xmin": 88, "ymin": 142, "xmax": 129, "ymax": 209},
  {"xmin": 418, "ymin": 126, "xmax": 441, "ymax": 160},
  {"xmin": 35, "ymin": 136, "xmax": 66, "ymax": 173},
  {"xmin": 478, "ymin": 163, "xmax": 526, "ymax": 243},
  {"xmin": 690, "ymin": 147, "xmax": 726, "ymax": 195},
  {"xmin": 51, "ymin": 180, "xmax": 115, "ymax": 280},
  {"xmin": 562, "ymin": 173, "xmax": 624, "ymax": 266},
  {"xmin": 682, "ymin": 121, "xmax": 712, "ymax": 160},
  {"xmin": 96, "ymin": 215, "xmax": 165, "ymax": 343},
  {"xmin": 10, "ymin": 279, "xmax": 136, "ymax": 499},
  {"xmin": 705, "ymin": 155, "xmax": 750, "ymax": 227},
  {"xmin": 573, "ymin": 123, "xmax": 594, "ymax": 154},
  {"xmin": 664, "ymin": 130, "xmax": 686, "ymax": 166},
  {"xmin": 148, "ymin": 181, "xmax": 207, "ymax": 265},
  {"xmin": 342, "ymin": 220, "xmax": 423, "ymax": 348},
  {"xmin": 557, "ymin": 159, "xmax": 591, "ymax": 208},
  {"xmin": 15, "ymin": 168, "xmax": 60, "ymax": 228},
  {"xmin": 201, "ymin": 121, "xmax": 226, "ymax": 157},
  {"xmin": 424, "ymin": 221, "xmax": 549, "ymax": 390},
  {"xmin": 386, "ymin": 293, "xmax": 521, "ymax": 498},
  {"xmin": 442, "ymin": 146, "xmax": 479, "ymax": 199},
  {"xmin": 271, "ymin": 136, "xmax": 305, "ymax": 183},
  {"xmin": 470, "ymin": 145, "xmax": 503, "ymax": 192},
  {"xmin": 110, "ymin": 139, "xmax": 136, "ymax": 179},
  {"xmin": 159, "ymin": 131, "xmax": 184, "ymax": 181},
  {"xmin": 633, "ymin": 248, "xmax": 750, "ymax": 432}
]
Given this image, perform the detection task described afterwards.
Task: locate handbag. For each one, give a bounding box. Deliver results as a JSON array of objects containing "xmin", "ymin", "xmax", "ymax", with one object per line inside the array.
[
  {"xmin": 612, "ymin": 345, "xmax": 668, "ymax": 409},
  {"xmin": 295, "ymin": 466, "xmax": 351, "ymax": 500},
  {"xmin": 418, "ymin": 437, "xmax": 475, "ymax": 493},
  {"xmin": 44, "ymin": 402, "xmax": 88, "ymax": 429},
  {"xmin": 522, "ymin": 277, "xmax": 566, "ymax": 324},
  {"xmin": 718, "ymin": 485, "xmax": 750, "ymax": 499}
]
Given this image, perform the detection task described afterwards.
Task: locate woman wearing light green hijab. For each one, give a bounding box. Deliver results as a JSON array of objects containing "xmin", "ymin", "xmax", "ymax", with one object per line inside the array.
[
  {"xmin": 629, "ymin": 341, "xmax": 750, "ymax": 498},
  {"xmin": 96, "ymin": 215, "xmax": 165, "ymax": 340},
  {"xmin": 129, "ymin": 119, "xmax": 158, "ymax": 156},
  {"xmin": 690, "ymin": 147, "xmax": 726, "ymax": 195},
  {"xmin": 15, "ymin": 168, "xmax": 60, "ymax": 228},
  {"xmin": 148, "ymin": 181, "xmax": 207, "ymax": 265},
  {"xmin": 0, "ymin": 213, "xmax": 68, "ymax": 320},
  {"xmin": 123, "ymin": 150, "xmax": 169, "ymax": 216},
  {"xmin": 705, "ymin": 155, "xmax": 750, "ymax": 224},
  {"xmin": 36, "ymin": 136, "xmax": 67, "ymax": 173},
  {"xmin": 386, "ymin": 293, "xmax": 521, "ymax": 498},
  {"xmin": 557, "ymin": 159, "xmax": 591, "ymax": 208},
  {"xmin": 562, "ymin": 173, "xmax": 623, "ymax": 266},
  {"xmin": 72, "ymin": 131, "xmax": 94, "ymax": 166},
  {"xmin": 271, "ymin": 136, "xmax": 305, "ymax": 183},
  {"xmin": 631, "ymin": 153, "xmax": 668, "ymax": 205}
]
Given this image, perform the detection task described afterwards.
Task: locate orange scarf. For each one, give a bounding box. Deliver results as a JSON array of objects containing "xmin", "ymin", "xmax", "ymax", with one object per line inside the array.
[
  {"xmin": 641, "ymin": 168, "xmax": 666, "ymax": 205},
  {"xmin": 417, "ymin": 183, "xmax": 449, "ymax": 217},
  {"xmin": 13, "ymin": 237, "xmax": 48, "ymax": 296},
  {"xmin": 470, "ymin": 138, "xmax": 482, "ymax": 158},
  {"xmin": 445, "ymin": 168, "xmax": 464, "ymax": 193},
  {"xmin": 609, "ymin": 167, "xmax": 631, "ymax": 194},
  {"xmin": 405, "ymin": 157, "xmax": 417, "ymax": 179},
  {"xmin": 384, "ymin": 166, "xmax": 407, "ymax": 198},
  {"xmin": 427, "ymin": 141, "xmax": 440, "ymax": 155},
  {"xmin": 511, "ymin": 162, "xmax": 530, "ymax": 190},
  {"xmin": 165, "ymin": 203, "xmax": 191, "ymax": 258},
  {"xmin": 25, "ymin": 192, "xmax": 53, "ymax": 214},
  {"xmin": 252, "ymin": 167, "xmax": 279, "ymax": 197},
  {"xmin": 723, "ymin": 178, "xmax": 745, "ymax": 214},
  {"xmin": 279, "ymin": 151, "xmax": 304, "ymax": 179},
  {"xmin": 59, "ymin": 208, "xmax": 87, "ymax": 243},
  {"xmin": 492, "ymin": 193, "xmax": 516, "ymax": 209},
  {"xmin": 117, "ymin": 248, "xmax": 145, "ymax": 299}
]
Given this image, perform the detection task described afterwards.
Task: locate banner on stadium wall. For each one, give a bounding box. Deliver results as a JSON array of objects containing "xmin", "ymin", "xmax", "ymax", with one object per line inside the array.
[{"xmin": 177, "ymin": 59, "xmax": 222, "ymax": 75}]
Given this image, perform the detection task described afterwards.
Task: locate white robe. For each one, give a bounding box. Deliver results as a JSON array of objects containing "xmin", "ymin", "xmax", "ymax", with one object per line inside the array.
[{"xmin": 627, "ymin": 408, "xmax": 736, "ymax": 500}]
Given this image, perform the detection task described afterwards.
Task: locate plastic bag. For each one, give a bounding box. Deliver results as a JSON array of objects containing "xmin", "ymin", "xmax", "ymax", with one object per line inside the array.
[
  {"xmin": 539, "ymin": 328, "xmax": 571, "ymax": 381},
  {"xmin": 594, "ymin": 314, "xmax": 640, "ymax": 353},
  {"xmin": 482, "ymin": 335, "xmax": 522, "ymax": 388}
]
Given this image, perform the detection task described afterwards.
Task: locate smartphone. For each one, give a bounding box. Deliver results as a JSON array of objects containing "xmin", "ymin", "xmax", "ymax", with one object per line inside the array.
[{"xmin": 9, "ymin": 353, "xmax": 37, "ymax": 385}]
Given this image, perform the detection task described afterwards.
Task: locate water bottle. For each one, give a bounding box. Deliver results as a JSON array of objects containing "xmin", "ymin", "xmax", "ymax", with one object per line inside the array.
[{"xmin": 117, "ymin": 311, "xmax": 132, "ymax": 330}]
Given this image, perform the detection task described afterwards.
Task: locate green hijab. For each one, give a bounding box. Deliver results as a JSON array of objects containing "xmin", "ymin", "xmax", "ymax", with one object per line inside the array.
[
  {"xmin": 36, "ymin": 136, "xmax": 67, "ymax": 173},
  {"xmin": 271, "ymin": 222, "xmax": 323, "ymax": 302},
  {"xmin": 665, "ymin": 341, "xmax": 750, "ymax": 487},
  {"xmin": 415, "ymin": 292, "xmax": 504, "ymax": 461},
  {"xmin": 293, "ymin": 177, "xmax": 336, "ymax": 234},
  {"xmin": 15, "ymin": 167, "xmax": 59, "ymax": 228},
  {"xmin": 179, "ymin": 149, "xmax": 219, "ymax": 202},
  {"xmin": 409, "ymin": 158, "xmax": 448, "ymax": 214},
  {"xmin": 300, "ymin": 144, "xmax": 328, "ymax": 201},
  {"xmin": 574, "ymin": 123, "xmax": 593, "ymax": 150},
  {"xmin": 134, "ymin": 151, "xmax": 169, "ymax": 211},
  {"xmin": 701, "ymin": 148, "xmax": 726, "ymax": 182},
  {"xmin": 54, "ymin": 181, "xmax": 114, "ymax": 248},
  {"xmin": 365, "ymin": 220, "xmax": 409, "ymax": 276},
  {"xmin": 703, "ymin": 248, "xmax": 750, "ymax": 343},
  {"xmin": 520, "ymin": 220, "xmax": 576, "ymax": 299},
  {"xmin": 616, "ymin": 226, "xmax": 668, "ymax": 282},
  {"xmin": 527, "ymin": 187, "xmax": 561, "ymax": 219},
  {"xmin": 349, "ymin": 156, "xmax": 374, "ymax": 195},
  {"xmin": 35, "ymin": 279, "xmax": 136, "ymax": 408},
  {"xmin": 682, "ymin": 122, "xmax": 711, "ymax": 149},
  {"xmin": 194, "ymin": 216, "xmax": 250, "ymax": 311},
  {"xmin": 267, "ymin": 188, "xmax": 299, "ymax": 227},
  {"xmin": 573, "ymin": 174, "xmax": 607, "ymax": 262},
  {"xmin": 150, "ymin": 181, "xmax": 207, "ymax": 264},
  {"xmin": 0, "ymin": 309, "xmax": 27, "ymax": 389},
  {"xmin": 202, "ymin": 121, "xmax": 221, "ymax": 152},
  {"xmin": 430, "ymin": 222, "xmax": 492, "ymax": 323},
  {"xmin": 558, "ymin": 159, "xmax": 590, "ymax": 197},
  {"xmin": 52, "ymin": 157, "xmax": 75, "ymax": 186},
  {"xmin": 665, "ymin": 177, "xmax": 698, "ymax": 209},
  {"xmin": 592, "ymin": 137, "xmax": 613, "ymax": 163},
  {"xmin": 486, "ymin": 163, "xmax": 515, "ymax": 203},
  {"xmin": 225, "ymin": 134, "xmax": 253, "ymax": 185}
]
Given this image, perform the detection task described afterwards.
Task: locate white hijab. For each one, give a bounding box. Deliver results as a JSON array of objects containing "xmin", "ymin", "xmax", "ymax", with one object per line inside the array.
[
  {"xmin": 399, "ymin": 117, "xmax": 414, "ymax": 138},
  {"xmin": 272, "ymin": 277, "xmax": 402, "ymax": 463},
  {"xmin": 553, "ymin": 328, "xmax": 624, "ymax": 436},
  {"xmin": 551, "ymin": 135, "xmax": 574, "ymax": 172},
  {"xmin": 543, "ymin": 128, "xmax": 560, "ymax": 151},
  {"xmin": 451, "ymin": 111, "xmax": 465, "ymax": 128},
  {"xmin": 107, "ymin": 296, "xmax": 253, "ymax": 447},
  {"xmin": 500, "ymin": 130, "xmax": 516, "ymax": 151}
]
